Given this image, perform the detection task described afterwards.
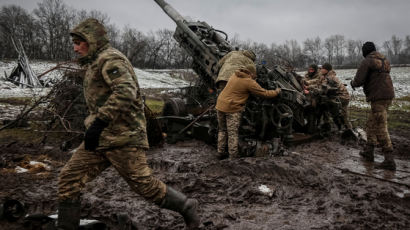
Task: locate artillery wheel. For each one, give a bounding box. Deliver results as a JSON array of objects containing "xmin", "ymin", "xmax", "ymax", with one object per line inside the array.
[
  {"xmin": 270, "ymin": 103, "xmax": 293, "ymax": 130},
  {"xmin": 162, "ymin": 98, "xmax": 187, "ymax": 116}
]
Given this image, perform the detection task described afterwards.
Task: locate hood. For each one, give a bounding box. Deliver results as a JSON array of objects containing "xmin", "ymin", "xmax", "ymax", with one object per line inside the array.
[
  {"xmin": 325, "ymin": 70, "xmax": 337, "ymax": 78},
  {"xmin": 366, "ymin": 51, "xmax": 384, "ymax": 59},
  {"xmin": 235, "ymin": 69, "xmax": 253, "ymax": 79},
  {"xmin": 241, "ymin": 50, "xmax": 256, "ymax": 61},
  {"xmin": 70, "ymin": 18, "xmax": 109, "ymax": 64}
]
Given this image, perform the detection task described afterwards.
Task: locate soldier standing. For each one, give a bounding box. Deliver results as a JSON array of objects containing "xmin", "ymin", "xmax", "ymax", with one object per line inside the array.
[
  {"xmin": 215, "ymin": 50, "xmax": 256, "ymax": 91},
  {"xmin": 215, "ymin": 64, "xmax": 281, "ymax": 159},
  {"xmin": 57, "ymin": 18, "xmax": 199, "ymax": 229},
  {"xmin": 351, "ymin": 41, "xmax": 396, "ymax": 170}
]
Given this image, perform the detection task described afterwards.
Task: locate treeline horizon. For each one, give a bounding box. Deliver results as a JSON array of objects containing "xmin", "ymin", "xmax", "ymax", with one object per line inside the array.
[{"xmin": 1, "ymin": 0, "xmax": 410, "ymax": 70}]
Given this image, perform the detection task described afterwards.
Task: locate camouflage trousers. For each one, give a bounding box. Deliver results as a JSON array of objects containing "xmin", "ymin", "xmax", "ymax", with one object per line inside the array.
[
  {"xmin": 340, "ymin": 98, "xmax": 352, "ymax": 129},
  {"xmin": 58, "ymin": 143, "xmax": 166, "ymax": 204},
  {"xmin": 366, "ymin": 99, "xmax": 393, "ymax": 151},
  {"xmin": 217, "ymin": 110, "xmax": 241, "ymax": 158}
]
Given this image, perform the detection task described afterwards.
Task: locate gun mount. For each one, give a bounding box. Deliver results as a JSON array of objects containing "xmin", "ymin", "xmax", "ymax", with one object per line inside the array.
[{"xmin": 153, "ymin": 0, "xmax": 337, "ymax": 155}]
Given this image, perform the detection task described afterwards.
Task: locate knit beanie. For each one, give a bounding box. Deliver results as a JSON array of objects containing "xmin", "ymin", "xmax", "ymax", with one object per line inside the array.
[{"xmin": 362, "ymin": 41, "xmax": 376, "ymax": 57}]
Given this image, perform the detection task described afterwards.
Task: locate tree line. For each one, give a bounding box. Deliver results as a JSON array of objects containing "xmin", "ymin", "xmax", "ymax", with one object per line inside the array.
[{"xmin": 1, "ymin": 0, "xmax": 410, "ymax": 70}]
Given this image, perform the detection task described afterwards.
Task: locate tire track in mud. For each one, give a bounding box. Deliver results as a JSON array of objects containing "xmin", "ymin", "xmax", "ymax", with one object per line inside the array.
[{"xmin": 1, "ymin": 137, "xmax": 409, "ymax": 229}]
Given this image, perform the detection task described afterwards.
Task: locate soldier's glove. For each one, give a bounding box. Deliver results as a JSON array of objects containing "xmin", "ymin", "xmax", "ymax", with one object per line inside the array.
[
  {"xmin": 350, "ymin": 80, "xmax": 355, "ymax": 90},
  {"xmin": 84, "ymin": 118, "xmax": 109, "ymax": 151},
  {"xmin": 275, "ymin": 88, "xmax": 281, "ymax": 96}
]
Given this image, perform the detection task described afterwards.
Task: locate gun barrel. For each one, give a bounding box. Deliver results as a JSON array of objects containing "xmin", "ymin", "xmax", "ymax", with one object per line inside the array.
[
  {"xmin": 153, "ymin": 0, "xmax": 213, "ymax": 58},
  {"xmin": 154, "ymin": 0, "xmax": 185, "ymax": 25}
]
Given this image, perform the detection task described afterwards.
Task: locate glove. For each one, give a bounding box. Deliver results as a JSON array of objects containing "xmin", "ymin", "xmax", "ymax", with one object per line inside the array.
[
  {"xmin": 275, "ymin": 88, "xmax": 281, "ymax": 96},
  {"xmin": 350, "ymin": 80, "xmax": 355, "ymax": 90},
  {"xmin": 84, "ymin": 118, "xmax": 109, "ymax": 151}
]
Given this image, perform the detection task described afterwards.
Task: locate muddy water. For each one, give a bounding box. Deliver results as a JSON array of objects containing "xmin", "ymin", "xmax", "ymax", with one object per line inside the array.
[{"xmin": 1, "ymin": 135, "xmax": 410, "ymax": 229}]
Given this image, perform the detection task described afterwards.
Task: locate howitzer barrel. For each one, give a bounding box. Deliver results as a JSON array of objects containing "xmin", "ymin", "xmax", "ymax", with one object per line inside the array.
[
  {"xmin": 154, "ymin": 0, "xmax": 210, "ymax": 53},
  {"xmin": 154, "ymin": 0, "xmax": 185, "ymax": 24}
]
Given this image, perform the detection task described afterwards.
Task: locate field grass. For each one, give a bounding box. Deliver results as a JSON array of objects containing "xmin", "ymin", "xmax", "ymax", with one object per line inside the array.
[
  {"xmin": 349, "ymin": 105, "xmax": 410, "ymax": 131},
  {"xmin": 0, "ymin": 97, "xmax": 32, "ymax": 105},
  {"xmin": 145, "ymin": 98, "xmax": 164, "ymax": 115}
]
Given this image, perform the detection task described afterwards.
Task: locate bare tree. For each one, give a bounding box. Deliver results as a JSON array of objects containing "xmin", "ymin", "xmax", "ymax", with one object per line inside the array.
[
  {"xmin": 333, "ymin": 35, "xmax": 345, "ymax": 65},
  {"xmin": 34, "ymin": 0, "xmax": 76, "ymax": 60},
  {"xmin": 303, "ymin": 37, "xmax": 323, "ymax": 65},
  {"xmin": 391, "ymin": 35, "xmax": 403, "ymax": 56},
  {"xmin": 0, "ymin": 5, "xmax": 35, "ymax": 59}
]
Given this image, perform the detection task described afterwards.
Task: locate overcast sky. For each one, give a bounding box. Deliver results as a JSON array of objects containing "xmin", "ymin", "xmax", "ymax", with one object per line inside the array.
[{"xmin": 1, "ymin": 0, "xmax": 409, "ymax": 45}]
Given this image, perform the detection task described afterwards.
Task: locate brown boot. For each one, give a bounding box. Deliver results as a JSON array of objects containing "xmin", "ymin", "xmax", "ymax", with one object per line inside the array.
[
  {"xmin": 375, "ymin": 150, "xmax": 396, "ymax": 171},
  {"xmin": 160, "ymin": 186, "xmax": 200, "ymax": 229},
  {"xmin": 359, "ymin": 144, "xmax": 374, "ymax": 162}
]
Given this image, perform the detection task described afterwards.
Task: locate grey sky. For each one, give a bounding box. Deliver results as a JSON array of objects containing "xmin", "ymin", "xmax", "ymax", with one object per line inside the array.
[{"xmin": 1, "ymin": 0, "xmax": 409, "ymax": 45}]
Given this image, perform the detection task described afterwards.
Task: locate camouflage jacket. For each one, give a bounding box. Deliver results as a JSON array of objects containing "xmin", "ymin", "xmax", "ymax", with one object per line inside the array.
[
  {"xmin": 309, "ymin": 70, "xmax": 350, "ymax": 101},
  {"xmin": 71, "ymin": 19, "xmax": 149, "ymax": 149},
  {"xmin": 351, "ymin": 51, "xmax": 394, "ymax": 102},
  {"xmin": 216, "ymin": 50, "xmax": 255, "ymax": 84},
  {"xmin": 303, "ymin": 72, "xmax": 320, "ymax": 87}
]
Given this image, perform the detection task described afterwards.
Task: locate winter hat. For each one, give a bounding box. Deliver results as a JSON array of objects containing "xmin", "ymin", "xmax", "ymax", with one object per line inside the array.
[
  {"xmin": 242, "ymin": 50, "xmax": 256, "ymax": 61},
  {"xmin": 71, "ymin": 34, "xmax": 86, "ymax": 43},
  {"xmin": 322, "ymin": 63, "xmax": 332, "ymax": 71},
  {"xmin": 309, "ymin": 64, "xmax": 318, "ymax": 72},
  {"xmin": 362, "ymin": 41, "xmax": 376, "ymax": 57}
]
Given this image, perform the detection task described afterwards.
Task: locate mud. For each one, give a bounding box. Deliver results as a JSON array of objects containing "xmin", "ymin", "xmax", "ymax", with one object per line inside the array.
[{"xmin": 1, "ymin": 127, "xmax": 410, "ymax": 230}]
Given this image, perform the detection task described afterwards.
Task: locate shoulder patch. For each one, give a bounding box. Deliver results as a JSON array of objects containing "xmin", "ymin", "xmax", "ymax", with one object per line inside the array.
[{"xmin": 107, "ymin": 67, "xmax": 121, "ymax": 79}]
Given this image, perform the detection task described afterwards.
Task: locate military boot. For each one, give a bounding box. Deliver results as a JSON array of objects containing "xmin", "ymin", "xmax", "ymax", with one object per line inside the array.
[
  {"xmin": 375, "ymin": 150, "xmax": 396, "ymax": 171},
  {"xmin": 160, "ymin": 186, "xmax": 200, "ymax": 229},
  {"xmin": 218, "ymin": 151, "xmax": 229, "ymax": 160},
  {"xmin": 57, "ymin": 199, "xmax": 81, "ymax": 230},
  {"xmin": 359, "ymin": 144, "xmax": 374, "ymax": 162}
]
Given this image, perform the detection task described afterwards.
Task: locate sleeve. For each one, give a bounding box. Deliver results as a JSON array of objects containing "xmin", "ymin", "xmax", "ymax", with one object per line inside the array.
[
  {"xmin": 351, "ymin": 59, "xmax": 369, "ymax": 88},
  {"xmin": 97, "ymin": 59, "xmax": 138, "ymax": 123},
  {"xmin": 217, "ymin": 53, "xmax": 230, "ymax": 70},
  {"xmin": 248, "ymin": 79, "xmax": 279, "ymax": 98}
]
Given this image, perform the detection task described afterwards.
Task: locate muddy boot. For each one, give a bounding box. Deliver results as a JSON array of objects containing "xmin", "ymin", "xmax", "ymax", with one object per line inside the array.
[
  {"xmin": 359, "ymin": 144, "xmax": 374, "ymax": 162},
  {"xmin": 160, "ymin": 186, "xmax": 200, "ymax": 229},
  {"xmin": 229, "ymin": 153, "xmax": 238, "ymax": 160},
  {"xmin": 218, "ymin": 151, "xmax": 229, "ymax": 160},
  {"xmin": 375, "ymin": 150, "xmax": 396, "ymax": 171},
  {"xmin": 57, "ymin": 199, "xmax": 80, "ymax": 230}
]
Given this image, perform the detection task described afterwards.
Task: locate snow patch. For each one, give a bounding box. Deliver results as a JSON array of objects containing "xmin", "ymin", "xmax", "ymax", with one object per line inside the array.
[{"xmin": 258, "ymin": 184, "xmax": 274, "ymax": 197}]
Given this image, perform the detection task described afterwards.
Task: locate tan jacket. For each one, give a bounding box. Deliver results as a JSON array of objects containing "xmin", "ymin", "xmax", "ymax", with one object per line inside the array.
[{"xmin": 216, "ymin": 70, "xmax": 279, "ymax": 113}]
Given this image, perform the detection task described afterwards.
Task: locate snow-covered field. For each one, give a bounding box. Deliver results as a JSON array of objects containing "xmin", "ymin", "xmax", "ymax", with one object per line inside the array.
[
  {"xmin": 0, "ymin": 60, "xmax": 191, "ymax": 98},
  {"xmin": 298, "ymin": 67, "xmax": 410, "ymax": 109},
  {"xmin": 1, "ymin": 60, "xmax": 409, "ymax": 110}
]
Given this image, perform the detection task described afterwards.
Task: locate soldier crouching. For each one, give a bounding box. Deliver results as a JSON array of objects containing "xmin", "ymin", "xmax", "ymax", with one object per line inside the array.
[{"xmin": 57, "ymin": 18, "xmax": 199, "ymax": 229}]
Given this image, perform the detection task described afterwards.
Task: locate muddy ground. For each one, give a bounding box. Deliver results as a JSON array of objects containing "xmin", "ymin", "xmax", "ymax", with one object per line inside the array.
[{"xmin": 1, "ymin": 107, "xmax": 410, "ymax": 229}]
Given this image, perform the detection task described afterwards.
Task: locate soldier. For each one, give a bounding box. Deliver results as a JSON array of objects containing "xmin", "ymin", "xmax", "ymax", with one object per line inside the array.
[
  {"xmin": 215, "ymin": 50, "xmax": 256, "ymax": 91},
  {"xmin": 351, "ymin": 41, "xmax": 396, "ymax": 170},
  {"xmin": 319, "ymin": 63, "xmax": 352, "ymax": 131},
  {"xmin": 304, "ymin": 64, "xmax": 320, "ymax": 83},
  {"xmin": 57, "ymin": 18, "xmax": 199, "ymax": 229},
  {"xmin": 215, "ymin": 64, "xmax": 281, "ymax": 159}
]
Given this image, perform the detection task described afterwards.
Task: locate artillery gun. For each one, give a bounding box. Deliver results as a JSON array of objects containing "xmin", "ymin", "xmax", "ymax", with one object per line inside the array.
[{"xmin": 154, "ymin": 0, "xmax": 312, "ymax": 155}]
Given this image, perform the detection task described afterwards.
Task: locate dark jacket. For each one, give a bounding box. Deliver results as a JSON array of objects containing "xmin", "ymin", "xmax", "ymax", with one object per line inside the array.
[{"xmin": 351, "ymin": 51, "xmax": 394, "ymax": 102}]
